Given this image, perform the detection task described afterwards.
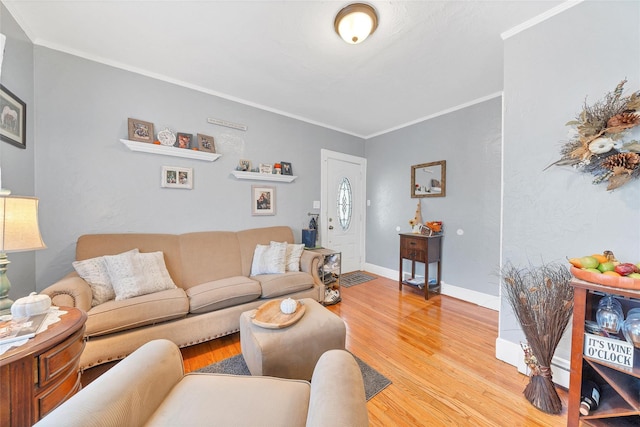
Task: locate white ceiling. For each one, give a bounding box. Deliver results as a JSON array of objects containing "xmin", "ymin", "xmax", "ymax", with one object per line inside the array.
[{"xmin": 2, "ymin": 0, "xmax": 565, "ymax": 138}]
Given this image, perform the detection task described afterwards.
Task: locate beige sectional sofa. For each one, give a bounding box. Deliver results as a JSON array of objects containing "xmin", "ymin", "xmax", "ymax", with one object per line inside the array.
[
  {"xmin": 35, "ymin": 339, "xmax": 369, "ymax": 427},
  {"xmin": 41, "ymin": 226, "xmax": 323, "ymax": 370}
]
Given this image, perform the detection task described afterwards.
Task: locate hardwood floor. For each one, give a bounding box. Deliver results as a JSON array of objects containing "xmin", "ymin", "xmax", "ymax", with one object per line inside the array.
[{"xmin": 181, "ymin": 275, "xmax": 568, "ymax": 426}]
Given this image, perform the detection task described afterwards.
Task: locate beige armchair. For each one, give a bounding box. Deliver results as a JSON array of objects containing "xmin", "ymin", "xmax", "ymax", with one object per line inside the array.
[{"xmin": 35, "ymin": 339, "xmax": 369, "ymax": 427}]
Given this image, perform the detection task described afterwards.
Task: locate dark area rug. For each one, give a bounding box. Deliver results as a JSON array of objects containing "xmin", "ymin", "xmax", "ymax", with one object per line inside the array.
[
  {"xmin": 196, "ymin": 353, "xmax": 391, "ymax": 401},
  {"xmin": 340, "ymin": 271, "xmax": 378, "ymax": 288}
]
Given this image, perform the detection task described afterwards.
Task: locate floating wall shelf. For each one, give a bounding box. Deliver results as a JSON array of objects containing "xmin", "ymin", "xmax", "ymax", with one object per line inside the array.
[
  {"xmin": 120, "ymin": 139, "xmax": 221, "ymax": 162},
  {"xmin": 231, "ymin": 170, "xmax": 297, "ymax": 183}
]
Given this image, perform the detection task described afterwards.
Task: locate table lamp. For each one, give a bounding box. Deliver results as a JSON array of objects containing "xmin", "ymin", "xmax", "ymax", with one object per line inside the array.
[{"xmin": 0, "ymin": 194, "xmax": 46, "ymax": 314}]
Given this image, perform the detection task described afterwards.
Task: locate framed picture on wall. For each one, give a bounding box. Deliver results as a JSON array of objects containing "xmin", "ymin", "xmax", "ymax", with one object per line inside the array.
[
  {"xmin": 0, "ymin": 84, "xmax": 26, "ymax": 149},
  {"xmin": 251, "ymin": 185, "xmax": 275, "ymax": 216},
  {"xmin": 127, "ymin": 118, "xmax": 154, "ymax": 143},
  {"xmin": 197, "ymin": 133, "xmax": 215, "ymax": 153},
  {"xmin": 161, "ymin": 166, "xmax": 193, "ymax": 189}
]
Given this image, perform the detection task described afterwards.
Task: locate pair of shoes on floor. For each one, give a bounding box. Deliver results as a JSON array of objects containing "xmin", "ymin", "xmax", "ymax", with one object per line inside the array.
[{"xmin": 324, "ymin": 288, "xmax": 341, "ymax": 305}]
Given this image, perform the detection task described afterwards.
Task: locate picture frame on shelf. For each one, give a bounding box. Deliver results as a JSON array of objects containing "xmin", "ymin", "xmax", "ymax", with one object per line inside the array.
[
  {"xmin": 0, "ymin": 84, "xmax": 26, "ymax": 149},
  {"xmin": 251, "ymin": 185, "xmax": 275, "ymax": 216},
  {"xmin": 175, "ymin": 132, "xmax": 192, "ymax": 149},
  {"xmin": 259, "ymin": 163, "xmax": 273, "ymax": 174},
  {"xmin": 197, "ymin": 133, "xmax": 215, "ymax": 153},
  {"xmin": 238, "ymin": 159, "xmax": 252, "ymax": 171},
  {"xmin": 127, "ymin": 118, "xmax": 154, "ymax": 143},
  {"xmin": 161, "ymin": 166, "xmax": 193, "ymax": 189},
  {"xmin": 281, "ymin": 162, "xmax": 292, "ymax": 176}
]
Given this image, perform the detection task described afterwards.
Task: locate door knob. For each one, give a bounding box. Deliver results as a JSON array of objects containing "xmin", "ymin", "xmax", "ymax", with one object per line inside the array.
[{"xmin": 328, "ymin": 225, "xmax": 334, "ymax": 230}]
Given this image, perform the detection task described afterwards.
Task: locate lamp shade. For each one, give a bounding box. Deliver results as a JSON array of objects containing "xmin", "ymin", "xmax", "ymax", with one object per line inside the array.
[
  {"xmin": 0, "ymin": 196, "xmax": 46, "ymax": 253},
  {"xmin": 334, "ymin": 3, "xmax": 378, "ymax": 44}
]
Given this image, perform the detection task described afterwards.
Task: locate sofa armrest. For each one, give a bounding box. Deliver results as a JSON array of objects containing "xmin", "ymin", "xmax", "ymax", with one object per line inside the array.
[
  {"xmin": 35, "ymin": 339, "xmax": 184, "ymax": 427},
  {"xmin": 306, "ymin": 350, "xmax": 369, "ymax": 427},
  {"xmin": 40, "ymin": 273, "xmax": 93, "ymax": 312},
  {"xmin": 300, "ymin": 250, "xmax": 322, "ymax": 286}
]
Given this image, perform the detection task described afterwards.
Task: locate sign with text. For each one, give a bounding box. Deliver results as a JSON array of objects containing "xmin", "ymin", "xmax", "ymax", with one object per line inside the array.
[{"xmin": 584, "ymin": 333, "xmax": 634, "ymax": 368}]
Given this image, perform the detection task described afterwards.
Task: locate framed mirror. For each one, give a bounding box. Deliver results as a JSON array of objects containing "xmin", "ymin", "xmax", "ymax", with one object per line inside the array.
[{"xmin": 411, "ymin": 160, "xmax": 446, "ymax": 198}]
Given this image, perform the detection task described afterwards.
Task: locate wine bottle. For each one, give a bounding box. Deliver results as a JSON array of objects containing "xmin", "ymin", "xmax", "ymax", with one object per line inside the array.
[{"xmin": 580, "ymin": 380, "xmax": 601, "ymax": 416}]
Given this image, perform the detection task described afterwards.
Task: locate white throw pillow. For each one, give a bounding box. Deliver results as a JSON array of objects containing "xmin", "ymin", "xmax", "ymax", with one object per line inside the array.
[
  {"xmin": 273, "ymin": 242, "xmax": 305, "ymax": 272},
  {"xmin": 105, "ymin": 250, "xmax": 176, "ymax": 301},
  {"xmin": 250, "ymin": 241, "xmax": 287, "ymax": 275},
  {"xmin": 72, "ymin": 249, "xmax": 139, "ymax": 306}
]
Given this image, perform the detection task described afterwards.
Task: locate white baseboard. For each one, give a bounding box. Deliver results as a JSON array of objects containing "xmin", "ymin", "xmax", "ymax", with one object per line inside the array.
[
  {"xmin": 495, "ymin": 337, "xmax": 570, "ymax": 389},
  {"xmin": 363, "ymin": 263, "xmax": 500, "ymax": 311}
]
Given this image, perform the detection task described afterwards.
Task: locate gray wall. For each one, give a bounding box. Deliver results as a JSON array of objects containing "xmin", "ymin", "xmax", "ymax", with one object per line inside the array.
[
  {"xmin": 0, "ymin": 4, "xmax": 36, "ymax": 301},
  {"xmin": 500, "ymin": 1, "xmax": 640, "ymax": 359},
  {"xmin": 33, "ymin": 47, "xmax": 364, "ymax": 289},
  {"xmin": 365, "ymin": 97, "xmax": 502, "ymax": 296}
]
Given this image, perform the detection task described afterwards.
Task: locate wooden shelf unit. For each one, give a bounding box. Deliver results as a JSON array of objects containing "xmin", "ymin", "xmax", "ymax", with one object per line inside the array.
[
  {"xmin": 568, "ymin": 279, "xmax": 640, "ymax": 426},
  {"xmin": 398, "ymin": 233, "xmax": 442, "ymax": 300}
]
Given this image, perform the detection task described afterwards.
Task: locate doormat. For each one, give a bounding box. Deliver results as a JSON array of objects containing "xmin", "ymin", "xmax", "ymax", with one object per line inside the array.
[
  {"xmin": 196, "ymin": 352, "xmax": 391, "ymax": 401},
  {"xmin": 340, "ymin": 271, "xmax": 378, "ymax": 288}
]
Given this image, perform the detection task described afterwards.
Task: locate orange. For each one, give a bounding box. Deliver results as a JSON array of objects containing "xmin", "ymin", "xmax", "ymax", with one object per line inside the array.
[
  {"xmin": 603, "ymin": 271, "xmax": 621, "ymax": 277},
  {"xmin": 568, "ymin": 257, "xmax": 582, "ymax": 268},
  {"xmin": 591, "ymin": 254, "xmax": 608, "ymax": 264}
]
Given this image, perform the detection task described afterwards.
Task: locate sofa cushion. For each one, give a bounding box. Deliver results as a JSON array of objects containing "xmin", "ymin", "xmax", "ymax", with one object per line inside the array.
[
  {"xmin": 85, "ymin": 288, "xmax": 189, "ymax": 337},
  {"xmin": 104, "ymin": 251, "xmax": 176, "ymax": 301},
  {"xmin": 250, "ymin": 242, "xmax": 287, "ymax": 275},
  {"xmin": 280, "ymin": 242, "xmax": 305, "ymax": 272},
  {"xmin": 72, "ymin": 250, "xmax": 138, "ymax": 306},
  {"xmin": 185, "ymin": 277, "xmax": 262, "ymax": 314},
  {"xmin": 146, "ymin": 374, "xmax": 310, "ymax": 427},
  {"xmin": 253, "ymin": 271, "xmax": 315, "ymax": 298}
]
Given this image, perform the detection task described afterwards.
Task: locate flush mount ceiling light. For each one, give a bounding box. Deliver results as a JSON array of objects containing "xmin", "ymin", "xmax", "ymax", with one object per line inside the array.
[{"xmin": 334, "ymin": 3, "xmax": 378, "ymax": 45}]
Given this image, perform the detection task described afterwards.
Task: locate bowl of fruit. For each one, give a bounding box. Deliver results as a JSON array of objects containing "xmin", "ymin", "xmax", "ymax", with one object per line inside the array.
[{"xmin": 569, "ymin": 251, "xmax": 640, "ymax": 289}]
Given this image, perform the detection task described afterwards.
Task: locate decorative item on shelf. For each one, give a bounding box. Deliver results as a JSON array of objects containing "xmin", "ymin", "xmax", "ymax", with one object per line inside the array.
[
  {"xmin": 408, "ymin": 201, "xmax": 423, "ymax": 233},
  {"xmin": 0, "ymin": 195, "xmax": 47, "ymax": 314},
  {"xmin": 175, "ymin": 132, "xmax": 192, "ymax": 149},
  {"xmin": 127, "ymin": 118, "xmax": 154, "ymax": 144},
  {"xmin": 237, "ymin": 159, "xmax": 252, "ymax": 171},
  {"xmin": 281, "ymin": 162, "xmax": 293, "ymax": 176},
  {"xmin": 196, "ymin": 133, "xmax": 215, "ymax": 153},
  {"xmin": 279, "ymin": 298, "xmax": 297, "ymax": 314},
  {"xmin": 259, "ymin": 163, "xmax": 273, "ymax": 174},
  {"xmin": 545, "ymin": 79, "xmax": 640, "ymax": 191},
  {"xmin": 273, "ymin": 163, "xmax": 282, "ymax": 174},
  {"xmin": 595, "ymin": 294, "xmax": 624, "ymax": 334},
  {"xmin": 501, "ymin": 262, "xmax": 573, "ymax": 414},
  {"xmin": 157, "ymin": 128, "xmax": 176, "ymax": 146},
  {"xmin": 423, "ymin": 221, "xmax": 443, "ymax": 236}
]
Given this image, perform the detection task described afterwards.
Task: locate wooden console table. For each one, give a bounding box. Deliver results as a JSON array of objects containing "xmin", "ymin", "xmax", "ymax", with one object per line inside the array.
[
  {"xmin": 0, "ymin": 307, "xmax": 86, "ymax": 427},
  {"xmin": 398, "ymin": 233, "xmax": 443, "ymax": 300}
]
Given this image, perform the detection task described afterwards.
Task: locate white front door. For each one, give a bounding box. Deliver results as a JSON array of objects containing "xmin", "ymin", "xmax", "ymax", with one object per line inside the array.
[{"xmin": 320, "ymin": 149, "xmax": 366, "ymax": 273}]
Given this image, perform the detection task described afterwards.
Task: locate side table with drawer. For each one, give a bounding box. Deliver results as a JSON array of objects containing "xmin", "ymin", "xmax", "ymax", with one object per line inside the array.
[
  {"xmin": 398, "ymin": 233, "xmax": 443, "ymax": 300},
  {"xmin": 0, "ymin": 307, "xmax": 87, "ymax": 427}
]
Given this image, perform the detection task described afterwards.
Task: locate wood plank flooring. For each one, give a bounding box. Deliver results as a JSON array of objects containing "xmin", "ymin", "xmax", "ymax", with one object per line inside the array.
[{"xmin": 181, "ymin": 274, "xmax": 568, "ymax": 426}]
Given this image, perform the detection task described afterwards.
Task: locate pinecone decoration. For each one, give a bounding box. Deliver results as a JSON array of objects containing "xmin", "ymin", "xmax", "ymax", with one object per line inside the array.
[
  {"xmin": 601, "ymin": 152, "xmax": 640, "ymax": 171},
  {"xmin": 607, "ymin": 112, "xmax": 640, "ymax": 129}
]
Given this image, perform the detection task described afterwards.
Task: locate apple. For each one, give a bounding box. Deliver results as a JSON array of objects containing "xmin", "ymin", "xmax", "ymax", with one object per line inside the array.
[
  {"xmin": 584, "ymin": 268, "xmax": 601, "ymax": 274},
  {"xmin": 580, "ymin": 256, "xmax": 599, "ymax": 269},
  {"xmin": 628, "ymin": 273, "xmax": 640, "ymax": 279},
  {"xmin": 614, "ymin": 263, "xmax": 639, "ymax": 276},
  {"xmin": 597, "ymin": 262, "xmax": 616, "ymax": 273}
]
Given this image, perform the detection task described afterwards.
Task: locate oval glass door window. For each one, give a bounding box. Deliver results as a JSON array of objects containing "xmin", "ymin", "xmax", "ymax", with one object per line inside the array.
[{"xmin": 337, "ymin": 177, "xmax": 352, "ymax": 231}]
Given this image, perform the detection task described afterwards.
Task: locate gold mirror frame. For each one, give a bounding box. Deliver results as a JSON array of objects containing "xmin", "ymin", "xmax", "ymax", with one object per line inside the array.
[{"xmin": 411, "ymin": 161, "xmax": 446, "ymax": 198}]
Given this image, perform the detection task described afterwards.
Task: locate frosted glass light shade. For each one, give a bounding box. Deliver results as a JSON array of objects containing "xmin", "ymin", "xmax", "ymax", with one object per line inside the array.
[
  {"xmin": 334, "ymin": 3, "xmax": 378, "ymax": 44},
  {"xmin": 0, "ymin": 196, "xmax": 46, "ymax": 253}
]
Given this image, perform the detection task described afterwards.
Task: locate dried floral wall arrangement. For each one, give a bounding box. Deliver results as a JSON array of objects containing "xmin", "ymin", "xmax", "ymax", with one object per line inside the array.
[
  {"xmin": 547, "ymin": 80, "xmax": 640, "ymax": 191},
  {"xmin": 501, "ymin": 262, "xmax": 574, "ymax": 414}
]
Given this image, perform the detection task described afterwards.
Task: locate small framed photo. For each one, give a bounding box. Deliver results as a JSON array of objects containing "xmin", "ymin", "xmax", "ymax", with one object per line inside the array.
[
  {"xmin": 175, "ymin": 133, "xmax": 192, "ymax": 149},
  {"xmin": 259, "ymin": 163, "xmax": 273, "ymax": 174},
  {"xmin": 197, "ymin": 133, "xmax": 215, "ymax": 153},
  {"xmin": 238, "ymin": 159, "xmax": 252, "ymax": 171},
  {"xmin": 161, "ymin": 166, "xmax": 193, "ymax": 189},
  {"xmin": 252, "ymin": 185, "xmax": 275, "ymax": 216},
  {"xmin": 127, "ymin": 118, "xmax": 154, "ymax": 143},
  {"xmin": 0, "ymin": 84, "xmax": 27, "ymax": 149},
  {"xmin": 281, "ymin": 162, "xmax": 293, "ymax": 176}
]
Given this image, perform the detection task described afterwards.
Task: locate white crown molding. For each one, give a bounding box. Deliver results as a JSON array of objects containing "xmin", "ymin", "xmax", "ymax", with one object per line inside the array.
[{"xmin": 501, "ymin": 0, "xmax": 585, "ymax": 40}]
